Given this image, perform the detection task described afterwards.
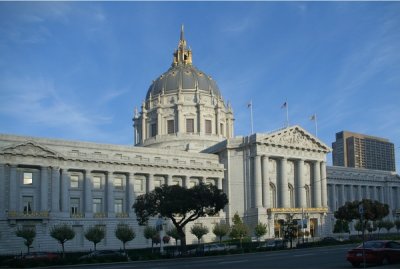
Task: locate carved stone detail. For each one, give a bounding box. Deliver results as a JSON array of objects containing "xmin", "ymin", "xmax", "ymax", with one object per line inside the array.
[{"xmin": 1, "ymin": 142, "xmax": 60, "ymax": 157}]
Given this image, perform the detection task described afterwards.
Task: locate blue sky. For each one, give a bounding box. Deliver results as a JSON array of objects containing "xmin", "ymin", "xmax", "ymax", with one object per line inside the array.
[{"xmin": 0, "ymin": 2, "xmax": 399, "ymax": 170}]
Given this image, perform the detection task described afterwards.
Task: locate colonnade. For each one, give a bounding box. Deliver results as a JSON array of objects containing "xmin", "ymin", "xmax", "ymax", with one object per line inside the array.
[{"xmin": 252, "ymin": 156, "xmax": 328, "ymax": 209}]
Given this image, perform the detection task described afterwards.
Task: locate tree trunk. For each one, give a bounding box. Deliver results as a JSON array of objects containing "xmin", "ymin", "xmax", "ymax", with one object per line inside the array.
[
  {"xmin": 177, "ymin": 228, "xmax": 186, "ymax": 254},
  {"xmin": 62, "ymin": 243, "xmax": 65, "ymax": 259}
]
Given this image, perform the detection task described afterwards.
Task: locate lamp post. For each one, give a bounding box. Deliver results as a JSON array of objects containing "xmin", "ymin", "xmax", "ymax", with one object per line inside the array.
[{"xmin": 156, "ymin": 216, "xmax": 165, "ymax": 255}]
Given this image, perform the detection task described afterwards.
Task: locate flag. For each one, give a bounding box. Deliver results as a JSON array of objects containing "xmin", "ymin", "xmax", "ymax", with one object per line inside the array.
[
  {"xmin": 247, "ymin": 101, "xmax": 252, "ymax": 108},
  {"xmin": 310, "ymin": 114, "xmax": 316, "ymax": 121},
  {"xmin": 281, "ymin": 101, "xmax": 287, "ymax": 109}
]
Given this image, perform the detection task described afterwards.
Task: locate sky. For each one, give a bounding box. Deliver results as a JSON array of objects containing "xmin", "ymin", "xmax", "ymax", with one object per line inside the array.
[{"xmin": 0, "ymin": 2, "xmax": 399, "ymax": 171}]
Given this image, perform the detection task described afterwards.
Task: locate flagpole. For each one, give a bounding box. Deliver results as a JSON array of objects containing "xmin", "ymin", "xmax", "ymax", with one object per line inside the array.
[
  {"xmin": 250, "ymin": 100, "xmax": 254, "ymax": 134},
  {"xmin": 314, "ymin": 114, "xmax": 318, "ymax": 137}
]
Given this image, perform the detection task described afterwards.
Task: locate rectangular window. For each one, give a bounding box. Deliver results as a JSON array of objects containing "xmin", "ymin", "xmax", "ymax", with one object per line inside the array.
[
  {"xmin": 205, "ymin": 120, "xmax": 212, "ymax": 134},
  {"xmin": 70, "ymin": 198, "xmax": 80, "ymax": 215},
  {"xmin": 151, "ymin": 123, "xmax": 157, "ymax": 137},
  {"xmin": 167, "ymin": 120, "xmax": 175, "ymax": 134},
  {"xmin": 114, "ymin": 199, "xmax": 123, "ymax": 213},
  {"xmin": 186, "ymin": 119, "xmax": 194, "ymax": 133},
  {"xmin": 93, "ymin": 198, "xmax": 102, "ymax": 213},
  {"xmin": 93, "ymin": 176, "xmax": 101, "ymax": 189},
  {"xmin": 135, "ymin": 179, "xmax": 144, "ymax": 192},
  {"xmin": 114, "ymin": 177, "xmax": 123, "ymax": 189},
  {"xmin": 23, "ymin": 196, "xmax": 33, "ymax": 214},
  {"xmin": 23, "ymin": 172, "xmax": 33, "ymax": 185},
  {"xmin": 70, "ymin": 175, "xmax": 79, "ymax": 188},
  {"xmin": 220, "ymin": 123, "xmax": 224, "ymax": 135}
]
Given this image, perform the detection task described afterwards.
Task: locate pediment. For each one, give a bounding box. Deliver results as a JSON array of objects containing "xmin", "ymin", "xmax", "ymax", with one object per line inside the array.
[
  {"xmin": 261, "ymin": 126, "xmax": 331, "ymax": 152},
  {"xmin": 0, "ymin": 141, "xmax": 62, "ymax": 157}
]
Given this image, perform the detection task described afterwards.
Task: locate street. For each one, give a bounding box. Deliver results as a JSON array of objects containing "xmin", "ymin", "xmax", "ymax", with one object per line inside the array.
[{"xmin": 49, "ymin": 244, "xmax": 399, "ymax": 269}]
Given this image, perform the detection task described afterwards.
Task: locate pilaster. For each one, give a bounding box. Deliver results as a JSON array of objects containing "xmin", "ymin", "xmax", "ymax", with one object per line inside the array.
[
  {"xmin": 261, "ymin": 155, "xmax": 270, "ymax": 208},
  {"xmin": 9, "ymin": 165, "xmax": 17, "ymax": 211},
  {"xmin": 84, "ymin": 170, "xmax": 93, "ymax": 217},
  {"xmin": 254, "ymin": 155, "xmax": 262, "ymax": 208},
  {"xmin": 51, "ymin": 167, "xmax": 60, "ymax": 213}
]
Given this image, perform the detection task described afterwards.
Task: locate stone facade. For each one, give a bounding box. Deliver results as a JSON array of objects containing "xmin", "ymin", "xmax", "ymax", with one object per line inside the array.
[{"xmin": 0, "ymin": 27, "xmax": 399, "ymax": 255}]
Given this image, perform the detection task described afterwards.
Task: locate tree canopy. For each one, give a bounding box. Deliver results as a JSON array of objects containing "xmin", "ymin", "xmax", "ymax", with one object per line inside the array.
[
  {"xmin": 115, "ymin": 223, "xmax": 135, "ymax": 253},
  {"xmin": 190, "ymin": 224, "xmax": 209, "ymax": 245},
  {"xmin": 50, "ymin": 224, "xmax": 75, "ymax": 258},
  {"xmin": 84, "ymin": 225, "xmax": 105, "ymax": 251},
  {"xmin": 334, "ymin": 199, "xmax": 389, "ymax": 223},
  {"xmin": 229, "ymin": 213, "xmax": 248, "ymax": 248},
  {"xmin": 15, "ymin": 226, "xmax": 36, "ymax": 253},
  {"xmin": 133, "ymin": 183, "xmax": 228, "ymax": 252},
  {"xmin": 212, "ymin": 223, "xmax": 230, "ymax": 243}
]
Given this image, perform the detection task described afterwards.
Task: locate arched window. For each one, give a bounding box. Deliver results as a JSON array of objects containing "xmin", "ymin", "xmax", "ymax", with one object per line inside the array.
[
  {"xmin": 270, "ymin": 183, "xmax": 277, "ymax": 208},
  {"xmin": 288, "ymin": 184, "xmax": 294, "ymax": 208}
]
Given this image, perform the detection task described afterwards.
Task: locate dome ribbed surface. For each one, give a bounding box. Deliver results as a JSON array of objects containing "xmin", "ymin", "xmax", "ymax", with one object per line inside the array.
[{"xmin": 146, "ymin": 64, "xmax": 221, "ymax": 100}]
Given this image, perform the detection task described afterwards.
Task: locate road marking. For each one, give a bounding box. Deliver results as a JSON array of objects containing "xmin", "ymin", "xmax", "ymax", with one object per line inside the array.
[
  {"xmin": 219, "ymin": 259, "xmax": 248, "ymax": 264},
  {"xmin": 293, "ymin": 253, "xmax": 314, "ymax": 257}
]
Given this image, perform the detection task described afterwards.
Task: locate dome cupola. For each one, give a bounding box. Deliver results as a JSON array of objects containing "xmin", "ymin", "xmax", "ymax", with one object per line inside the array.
[{"xmin": 133, "ymin": 26, "xmax": 234, "ymax": 152}]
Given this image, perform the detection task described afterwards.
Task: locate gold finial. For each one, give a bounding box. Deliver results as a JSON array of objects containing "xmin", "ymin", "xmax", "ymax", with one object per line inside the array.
[{"xmin": 172, "ymin": 24, "xmax": 192, "ymax": 66}]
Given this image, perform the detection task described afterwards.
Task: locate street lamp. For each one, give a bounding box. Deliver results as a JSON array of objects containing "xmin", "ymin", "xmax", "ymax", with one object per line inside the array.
[{"xmin": 156, "ymin": 215, "xmax": 167, "ymax": 255}]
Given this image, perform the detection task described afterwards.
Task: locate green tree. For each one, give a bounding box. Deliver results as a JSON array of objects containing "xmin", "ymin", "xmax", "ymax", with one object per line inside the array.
[
  {"xmin": 166, "ymin": 227, "xmax": 180, "ymax": 246},
  {"xmin": 16, "ymin": 226, "xmax": 36, "ymax": 253},
  {"xmin": 115, "ymin": 223, "xmax": 135, "ymax": 253},
  {"xmin": 144, "ymin": 226, "xmax": 159, "ymax": 252},
  {"xmin": 84, "ymin": 225, "xmax": 105, "ymax": 251},
  {"xmin": 133, "ymin": 183, "xmax": 228, "ymax": 253},
  {"xmin": 334, "ymin": 199, "xmax": 389, "ymax": 230},
  {"xmin": 229, "ymin": 213, "xmax": 248, "ymax": 248},
  {"xmin": 395, "ymin": 220, "xmax": 400, "ymax": 235},
  {"xmin": 382, "ymin": 220, "xmax": 394, "ymax": 233},
  {"xmin": 254, "ymin": 222, "xmax": 267, "ymax": 244},
  {"xmin": 50, "ymin": 224, "xmax": 75, "ymax": 258},
  {"xmin": 190, "ymin": 224, "xmax": 209, "ymax": 245},
  {"xmin": 333, "ymin": 219, "xmax": 350, "ymax": 234},
  {"xmin": 212, "ymin": 223, "xmax": 230, "ymax": 243},
  {"xmin": 376, "ymin": 220, "xmax": 385, "ymax": 238},
  {"xmin": 354, "ymin": 220, "xmax": 363, "ymax": 235}
]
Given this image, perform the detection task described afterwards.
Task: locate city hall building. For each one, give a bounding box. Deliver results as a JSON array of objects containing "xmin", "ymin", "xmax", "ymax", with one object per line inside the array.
[{"xmin": 0, "ymin": 28, "xmax": 399, "ymax": 254}]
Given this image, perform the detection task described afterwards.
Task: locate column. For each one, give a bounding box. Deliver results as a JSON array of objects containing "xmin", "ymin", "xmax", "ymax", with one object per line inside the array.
[
  {"xmin": 141, "ymin": 111, "xmax": 147, "ymax": 141},
  {"xmin": 261, "ymin": 155, "xmax": 270, "ymax": 208},
  {"xmin": 51, "ymin": 167, "xmax": 60, "ymax": 213},
  {"xmin": 128, "ymin": 173, "xmax": 135, "ymax": 214},
  {"xmin": 166, "ymin": 174, "xmax": 173, "ymax": 186},
  {"xmin": 106, "ymin": 171, "xmax": 114, "ymax": 216},
  {"xmin": 84, "ymin": 170, "xmax": 93, "ymax": 217},
  {"xmin": 380, "ymin": 187, "xmax": 384, "ymax": 204},
  {"xmin": 296, "ymin": 159, "xmax": 306, "ymax": 208},
  {"xmin": 278, "ymin": 158, "xmax": 289, "ymax": 208},
  {"xmin": 254, "ymin": 155, "xmax": 262, "ymax": 208},
  {"xmin": 312, "ymin": 161, "xmax": 321, "ymax": 207},
  {"xmin": 9, "ymin": 165, "xmax": 17, "ymax": 211},
  {"xmin": 40, "ymin": 166, "xmax": 48, "ymax": 211},
  {"xmin": 320, "ymin": 161, "xmax": 328, "ymax": 208},
  {"xmin": 182, "ymin": 176, "xmax": 188, "ymax": 188},
  {"xmin": 157, "ymin": 109, "xmax": 162, "ymax": 136},
  {"xmin": 198, "ymin": 104, "xmax": 204, "ymax": 135},
  {"xmin": 217, "ymin": 178, "xmax": 223, "ymax": 190},
  {"xmin": 215, "ymin": 106, "xmax": 220, "ymax": 135},
  {"xmin": 60, "ymin": 168, "xmax": 69, "ymax": 213},
  {"xmin": 341, "ymin": 185, "xmax": 345, "ymax": 207},
  {"xmin": 177, "ymin": 105, "xmax": 183, "ymax": 134},
  {"xmin": 148, "ymin": 174, "xmax": 154, "ymax": 192},
  {"xmin": 358, "ymin": 185, "xmax": 362, "ymax": 201}
]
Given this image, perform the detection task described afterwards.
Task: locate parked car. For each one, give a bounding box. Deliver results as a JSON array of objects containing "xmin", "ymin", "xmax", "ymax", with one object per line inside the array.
[
  {"xmin": 320, "ymin": 237, "xmax": 340, "ymax": 244},
  {"xmin": 78, "ymin": 250, "xmax": 126, "ymax": 261},
  {"xmin": 21, "ymin": 252, "xmax": 61, "ymax": 262},
  {"xmin": 346, "ymin": 240, "xmax": 400, "ymax": 267}
]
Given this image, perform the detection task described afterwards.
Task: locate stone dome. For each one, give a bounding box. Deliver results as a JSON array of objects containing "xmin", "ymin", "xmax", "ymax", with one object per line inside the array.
[{"xmin": 146, "ymin": 64, "xmax": 221, "ymax": 100}]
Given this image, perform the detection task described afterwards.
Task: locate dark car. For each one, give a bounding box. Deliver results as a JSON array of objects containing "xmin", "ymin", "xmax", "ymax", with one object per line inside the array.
[
  {"xmin": 320, "ymin": 237, "xmax": 340, "ymax": 244},
  {"xmin": 346, "ymin": 240, "xmax": 400, "ymax": 267},
  {"xmin": 78, "ymin": 250, "xmax": 126, "ymax": 261},
  {"xmin": 21, "ymin": 252, "xmax": 61, "ymax": 262}
]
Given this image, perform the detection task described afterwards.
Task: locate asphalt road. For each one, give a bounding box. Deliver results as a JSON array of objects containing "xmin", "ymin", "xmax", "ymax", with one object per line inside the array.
[{"xmin": 49, "ymin": 244, "xmax": 399, "ymax": 269}]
